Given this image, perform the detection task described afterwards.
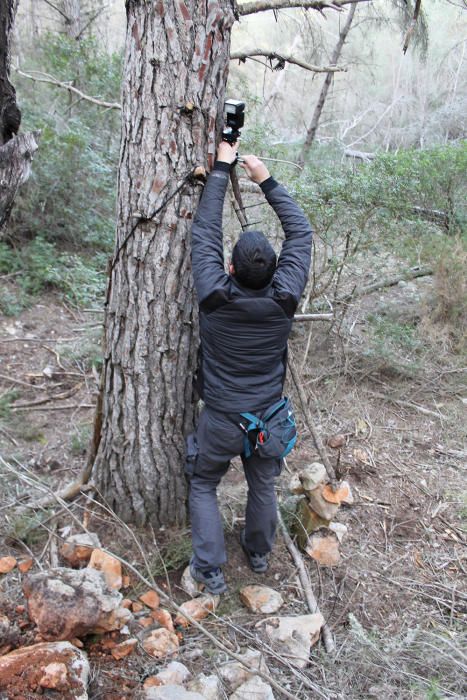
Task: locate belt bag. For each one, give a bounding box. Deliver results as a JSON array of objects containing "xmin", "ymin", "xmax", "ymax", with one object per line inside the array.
[{"xmin": 240, "ymin": 397, "xmax": 297, "ymax": 460}]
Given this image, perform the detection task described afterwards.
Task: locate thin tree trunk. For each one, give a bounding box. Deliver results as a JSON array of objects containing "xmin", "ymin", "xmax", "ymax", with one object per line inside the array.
[
  {"xmin": 62, "ymin": 0, "xmax": 82, "ymax": 40},
  {"xmin": 93, "ymin": 1, "xmax": 235, "ymax": 528},
  {"xmin": 0, "ymin": 0, "xmax": 39, "ymax": 233},
  {"xmin": 298, "ymin": 4, "xmax": 356, "ymax": 166}
]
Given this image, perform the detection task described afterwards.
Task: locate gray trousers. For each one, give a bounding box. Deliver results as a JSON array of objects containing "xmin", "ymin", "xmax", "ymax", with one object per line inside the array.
[{"xmin": 186, "ymin": 406, "xmax": 282, "ymax": 570}]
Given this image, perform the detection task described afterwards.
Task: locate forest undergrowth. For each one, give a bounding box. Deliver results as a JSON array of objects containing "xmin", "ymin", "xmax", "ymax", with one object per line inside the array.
[{"xmin": 0, "ymin": 246, "xmax": 465, "ymax": 698}]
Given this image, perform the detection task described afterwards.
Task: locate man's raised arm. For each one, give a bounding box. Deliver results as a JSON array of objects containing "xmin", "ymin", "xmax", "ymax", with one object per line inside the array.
[
  {"xmin": 240, "ymin": 155, "xmax": 313, "ymax": 317},
  {"xmin": 191, "ymin": 142, "xmax": 238, "ymax": 306}
]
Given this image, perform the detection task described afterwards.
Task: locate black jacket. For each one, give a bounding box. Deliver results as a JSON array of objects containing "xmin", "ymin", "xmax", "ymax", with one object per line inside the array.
[{"xmin": 191, "ymin": 161, "xmax": 312, "ymax": 413}]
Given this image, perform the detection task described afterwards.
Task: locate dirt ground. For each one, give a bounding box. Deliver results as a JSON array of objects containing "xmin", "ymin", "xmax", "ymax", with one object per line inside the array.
[{"xmin": 0, "ymin": 281, "xmax": 466, "ymax": 699}]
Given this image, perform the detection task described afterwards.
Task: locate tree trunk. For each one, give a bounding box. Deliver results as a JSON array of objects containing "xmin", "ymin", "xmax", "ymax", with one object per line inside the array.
[
  {"xmin": 62, "ymin": 0, "xmax": 82, "ymax": 39},
  {"xmin": 298, "ymin": 4, "xmax": 356, "ymax": 166},
  {"xmin": 93, "ymin": 1, "xmax": 235, "ymax": 528},
  {"xmin": 0, "ymin": 0, "xmax": 39, "ymax": 233}
]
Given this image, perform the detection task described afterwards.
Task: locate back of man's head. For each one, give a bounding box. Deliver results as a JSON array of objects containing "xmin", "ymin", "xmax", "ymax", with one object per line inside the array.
[{"xmin": 231, "ymin": 230, "xmax": 277, "ymax": 290}]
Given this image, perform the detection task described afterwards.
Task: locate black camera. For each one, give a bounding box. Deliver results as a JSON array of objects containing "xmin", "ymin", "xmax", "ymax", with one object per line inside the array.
[{"xmin": 222, "ymin": 99, "xmax": 245, "ymax": 145}]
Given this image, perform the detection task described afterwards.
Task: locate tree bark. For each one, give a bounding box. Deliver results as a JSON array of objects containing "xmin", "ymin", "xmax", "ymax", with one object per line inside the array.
[
  {"xmin": 93, "ymin": 1, "xmax": 235, "ymax": 528},
  {"xmin": 0, "ymin": 0, "xmax": 39, "ymax": 233},
  {"xmin": 298, "ymin": 3, "xmax": 356, "ymax": 166},
  {"xmin": 62, "ymin": 0, "xmax": 82, "ymax": 39}
]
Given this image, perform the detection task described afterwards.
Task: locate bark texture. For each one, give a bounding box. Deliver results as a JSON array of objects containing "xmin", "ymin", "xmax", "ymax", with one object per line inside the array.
[
  {"xmin": 62, "ymin": 0, "xmax": 82, "ymax": 39},
  {"xmin": 0, "ymin": 0, "xmax": 39, "ymax": 233},
  {"xmin": 93, "ymin": 0, "xmax": 235, "ymax": 527},
  {"xmin": 0, "ymin": 0, "xmax": 21, "ymax": 146}
]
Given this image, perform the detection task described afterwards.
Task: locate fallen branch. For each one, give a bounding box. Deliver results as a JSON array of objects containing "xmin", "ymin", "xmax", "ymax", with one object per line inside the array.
[
  {"xmin": 337, "ymin": 266, "xmax": 433, "ymax": 303},
  {"xmin": 293, "ymin": 313, "xmax": 334, "ymax": 322},
  {"xmin": 368, "ymin": 390, "xmax": 446, "ymax": 420},
  {"xmin": 14, "ymin": 67, "xmax": 121, "ymax": 110},
  {"xmin": 344, "ymin": 148, "xmax": 375, "ymax": 161},
  {"xmin": 277, "ymin": 509, "xmax": 335, "ymax": 653},
  {"xmin": 288, "ymin": 350, "xmax": 337, "ymax": 484},
  {"xmin": 12, "ymin": 403, "xmax": 94, "ymax": 412},
  {"xmin": 230, "ymin": 49, "xmax": 345, "ymax": 73},
  {"xmin": 11, "ymin": 385, "xmax": 82, "ymax": 410}
]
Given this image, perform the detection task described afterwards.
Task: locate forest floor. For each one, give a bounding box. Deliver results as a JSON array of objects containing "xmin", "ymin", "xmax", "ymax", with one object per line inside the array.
[{"xmin": 0, "ymin": 275, "xmax": 466, "ymax": 699}]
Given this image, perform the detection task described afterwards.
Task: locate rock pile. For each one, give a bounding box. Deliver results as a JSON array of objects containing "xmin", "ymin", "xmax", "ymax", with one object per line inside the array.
[{"xmin": 291, "ymin": 462, "xmax": 352, "ymax": 565}]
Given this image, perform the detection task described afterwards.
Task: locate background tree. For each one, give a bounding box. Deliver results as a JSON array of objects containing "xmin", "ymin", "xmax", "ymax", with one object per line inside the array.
[{"xmin": 0, "ymin": 0, "xmax": 38, "ymax": 232}]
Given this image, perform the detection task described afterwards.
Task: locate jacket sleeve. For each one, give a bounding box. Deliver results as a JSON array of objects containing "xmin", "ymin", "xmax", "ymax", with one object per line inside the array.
[
  {"xmin": 191, "ymin": 161, "xmax": 230, "ymax": 306},
  {"xmin": 262, "ymin": 178, "xmax": 313, "ymax": 316}
]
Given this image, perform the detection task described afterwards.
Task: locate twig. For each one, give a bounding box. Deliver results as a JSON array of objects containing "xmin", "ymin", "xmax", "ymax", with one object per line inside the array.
[
  {"xmin": 288, "ymin": 349, "xmax": 337, "ymax": 484},
  {"xmin": 14, "ymin": 67, "xmax": 121, "ymax": 110},
  {"xmin": 231, "ymin": 49, "xmax": 345, "ymax": 74},
  {"xmin": 293, "ymin": 313, "xmax": 334, "ymax": 322},
  {"xmin": 11, "ymin": 385, "xmax": 82, "ymax": 410},
  {"xmin": 277, "ymin": 510, "xmax": 335, "ymax": 653},
  {"xmin": 0, "ymin": 372, "xmax": 46, "ymax": 391}
]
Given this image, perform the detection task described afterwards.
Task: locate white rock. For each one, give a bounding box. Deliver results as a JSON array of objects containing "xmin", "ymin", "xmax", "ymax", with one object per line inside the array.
[
  {"xmin": 230, "ymin": 676, "xmax": 275, "ymax": 699},
  {"xmin": 239, "ymin": 585, "xmax": 283, "ymax": 614},
  {"xmin": 180, "ymin": 565, "xmax": 204, "ymax": 597},
  {"xmin": 329, "ymin": 522, "xmax": 348, "ymax": 543},
  {"xmin": 155, "ymin": 661, "xmax": 191, "ymax": 686},
  {"xmin": 256, "ymin": 614, "xmax": 324, "ymax": 669},
  {"xmin": 187, "ymin": 673, "xmax": 221, "ymax": 700},
  {"xmin": 0, "ymin": 641, "xmax": 89, "ymax": 699},
  {"xmin": 219, "ymin": 648, "xmax": 269, "ymax": 692},
  {"xmin": 299, "ymin": 463, "xmax": 327, "ymax": 491}
]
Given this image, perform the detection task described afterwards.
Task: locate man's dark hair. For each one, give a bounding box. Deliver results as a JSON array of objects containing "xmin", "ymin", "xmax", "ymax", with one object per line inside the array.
[{"xmin": 231, "ymin": 230, "xmax": 277, "ymax": 290}]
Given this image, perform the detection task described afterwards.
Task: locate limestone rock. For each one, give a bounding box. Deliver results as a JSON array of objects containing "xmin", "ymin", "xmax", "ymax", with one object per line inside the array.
[
  {"xmin": 327, "ymin": 434, "xmax": 346, "ymax": 448},
  {"xmin": 288, "ymin": 473, "xmax": 304, "ymax": 495},
  {"xmin": 0, "ymin": 556, "xmax": 17, "ymax": 574},
  {"xmin": 180, "ymin": 565, "xmax": 204, "ymax": 597},
  {"xmin": 39, "ymin": 661, "xmax": 68, "ymax": 689},
  {"xmin": 144, "ymin": 685, "xmax": 205, "ymax": 700},
  {"xmin": 239, "ymin": 585, "xmax": 283, "ymax": 614},
  {"xmin": 305, "ymin": 484, "xmax": 340, "ymax": 521},
  {"xmin": 219, "ymin": 648, "xmax": 269, "ymax": 692},
  {"xmin": 87, "ymin": 549, "xmax": 122, "ymax": 590},
  {"xmin": 256, "ymin": 614, "xmax": 324, "ymax": 669},
  {"xmin": 292, "ymin": 498, "xmax": 330, "ymax": 549},
  {"xmin": 142, "ymin": 628, "xmax": 179, "ymax": 659},
  {"xmin": 23, "ymin": 567, "xmax": 132, "ymax": 641},
  {"xmin": 174, "ymin": 595, "xmax": 219, "ymax": 628},
  {"xmin": 18, "ymin": 558, "xmax": 33, "ymax": 573},
  {"xmin": 60, "ymin": 533, "xmax": 101, "ymax": 568},
  {"xmin": 299, "ymin": 463, "xmax": 327, "ymax": 492},
  {"xmin": 110, "ymin": 638, "xmax": 138, "ymax": 660},
  {"xmin": 140, "ymin": 589, "xmax": 160, "ymax": 610},
  {"xmin": 322, "ymin": 482, "xmax": 350, "ymax": 505},
  {"xmin": 0, "ymin": 641, "xmax": 89, "ymax": 699},
  {"xmin": 230, "ymin": 676, "xmax": 275, "ymax": 700},
  {"xmin": 187, "ymin": 673, "xmax": 221, "ymax": 700},
  {"xmin": 305, "ymin": 530, "xmax": 341, "ymax": 566},
  {"xmin": 340, "ymin": 480, "xmax": 354, "ymax": 504},
  {"xmin": 153, "ymin": 660, "xmax": 191, "ymax": 685},
  {"xmin": 151, "ymin": 608, "xmax": 174, "ymax": 631},
  {"xmin": 329, "ymin": 522, "xmax": 348, "ymax": 543}
]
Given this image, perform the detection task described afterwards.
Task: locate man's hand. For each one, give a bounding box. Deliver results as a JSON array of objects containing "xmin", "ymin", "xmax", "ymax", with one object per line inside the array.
[
  {"xmin": 239, "ymin": 155, "xmax": 270, "ymax": 185},
  {"xmin": 217, "ymin": 141, "xmax": 239, "ymax": 165}
]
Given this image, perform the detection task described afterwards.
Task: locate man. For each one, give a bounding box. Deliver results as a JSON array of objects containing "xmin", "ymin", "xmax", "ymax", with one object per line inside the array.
[{"xmin": 187, "ymin": 141, "xmax": 312, "ymax": 594}]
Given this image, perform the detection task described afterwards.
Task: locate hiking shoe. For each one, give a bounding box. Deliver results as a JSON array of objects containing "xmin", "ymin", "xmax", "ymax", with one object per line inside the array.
[
  {"xmin": 240, "ymin": 529, "xmax": 269, "ymax": 573},
  {"xmin": 189, "ymin": 557, "xmax": 227, "ymax": 595}
]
